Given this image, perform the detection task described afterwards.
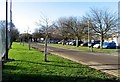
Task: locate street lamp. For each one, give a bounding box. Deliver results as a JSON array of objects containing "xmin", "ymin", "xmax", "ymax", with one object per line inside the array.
[
  {"xmin": 24, "ymin": 27, "xmax": 31, "ymax": 50},
  {"xmin": 87, "ymin": 20, "xmax": 90, "ymax": 51},
  {"xmin": 87, "ymin": 20, "xmax": 93, "ymax": 52},
  {"xmin": 5, "ymin": 0, "xmax": 8, "ymax": 60},
  {"xmin": 10, "ymin": 0, "xmax": 12, "ymax": 48}
]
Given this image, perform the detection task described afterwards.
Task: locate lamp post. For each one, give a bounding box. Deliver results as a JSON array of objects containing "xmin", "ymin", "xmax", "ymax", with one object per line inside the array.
[
  {"xmin": 87, "ymin": 20, "xmax": 90, "ymax": 51},
  {"xmin": 10, "ymin": 0, "xmax": 13, "ymax": 48},
  {"xmin": 5, "ymin": 0, "xmax": 8, "ymax": 60},
  {"xmin": 87, "ymin": 20, "xmax": 93, "ymax": 52},
  {"xmin": 24, "ymin": 27, "xmax": 31, "ymax": 50}
]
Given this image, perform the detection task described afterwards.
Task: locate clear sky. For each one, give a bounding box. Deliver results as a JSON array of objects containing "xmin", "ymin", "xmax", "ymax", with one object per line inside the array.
[{"xmin": 0, "ymin": 0, "xmax": 119, "ymax": 34}]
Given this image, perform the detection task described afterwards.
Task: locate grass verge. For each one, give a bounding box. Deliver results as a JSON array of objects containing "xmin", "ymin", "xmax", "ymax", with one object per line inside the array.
[
  {"xmin": 2, "ymin": 42, "xmax": 119, "ymax": 82},
  {"xmin": 47, "ymin": 43, "xmax": 118, "ymax": 53}
]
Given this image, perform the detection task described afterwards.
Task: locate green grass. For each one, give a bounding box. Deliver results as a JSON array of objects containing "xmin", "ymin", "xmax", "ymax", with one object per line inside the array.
[
  {"xmin": 2, "ymin": 42, "xmax": 119, "ymax": 82},
  {"xmin": 47, "ymin": 43, "xmax": 118, "ymax": 53}
]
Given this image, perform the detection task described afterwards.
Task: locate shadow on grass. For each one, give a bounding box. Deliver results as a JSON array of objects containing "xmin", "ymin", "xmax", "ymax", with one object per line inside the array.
[
  {"xmin": 12, "ymin": 47, "xmax": 35, "ymax": 51},
  {"xmin": 88, "ymin": 64, "xmax": 120, "ymax": 66},
  {"xmin": 2, "ymin": 72, "xmax": 118, "ymax": 82},
  {"xmin": 2, "ymin": 65, "xmax": 26, "ymax": 70},
  {"xmin": 2, "ymin": 60, "xmax": 119, "ymax": 82},
  {"xmin": 49, "ymin": 60, "xmax": 78, "ymax": 64},
  {"xmin": 14, "ymin": 60, "xmax": 86, "ymax": 69},
  {"xmin": 88, "ymin": 64, "xmax": 120, "ymax": 70}
]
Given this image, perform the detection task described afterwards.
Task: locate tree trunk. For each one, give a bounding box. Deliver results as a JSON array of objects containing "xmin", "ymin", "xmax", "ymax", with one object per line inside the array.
[
  {"xmin": 10, "ymin": 38, "xmax": 12, "ymax": 49},
  {"xmin": 44, "ymin": 34, "xmax": 48, "ymax": 62},
  {"xmin": 62, "ymin": 39, "xmax": 65, "ymax": 45},
  {"xmin": 76, "ymin": 36, "xmax": 79, "ymax": 47},
  {"xmin": 100, "ymin": 33, "xmax": 104, "ymax": 48},
  {"xmin": 28, "ymin": 39, "xmax": 30, "ymax": 50}
]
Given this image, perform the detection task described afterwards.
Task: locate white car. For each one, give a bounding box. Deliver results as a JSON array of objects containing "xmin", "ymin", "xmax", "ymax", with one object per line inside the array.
[
  {"xmin": 69, "ymin": 41, "xmax": 73, "ymax": 45},
  {"xmin": 93, "ymin": 44, "xmax": 100, "ymax": 48}
]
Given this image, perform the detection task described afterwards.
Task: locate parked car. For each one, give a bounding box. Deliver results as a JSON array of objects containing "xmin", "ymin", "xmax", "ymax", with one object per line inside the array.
[
  {"xmin": 66, "ymin": 42, "xmax": 69, "ymax": 45},
  {"xmin": 68, "ymin": 40, "xmax": 74, "ymax": 45},
  {"xmin": 81, "ymin": 40, "xmax": 100, "ymax": 47},
  {"xmin": 50, "ymin": 40, "xmax": 60, "ymax": 44},
  {"xmin": 66, "ymin": 40, "xmax": 72, "ymax": 45},
  {"xmin": 88, "ymin": 40, "xmax": 100, "ymax": 47},
  {"xmin": 93, "ymin": 44, "xmax": 100, "ymax": 48},
  {"xmin": 58, "ymin": 40, "xmax": 68, "ymax": 44},
  {"xmin": 66, "ymin": 40, "xmax": 75, "ymax": 45},
  {"xmin": 102, "ymin": 41, "xmax": 116, "ymax": 49},
  {"xmin": 81, "ymin": 42, "xmax": 88, "ymax": 46},
  {"xmin": 37, "ymin": 40, "xmax": 45, "ymax": 43},
  {"xmin": 58, "ymin": 40, "xmax": 63, "ymax": 44},
  {"xmin": 70, "ymin": 40, "xmax": 83, "ymax": 46}
]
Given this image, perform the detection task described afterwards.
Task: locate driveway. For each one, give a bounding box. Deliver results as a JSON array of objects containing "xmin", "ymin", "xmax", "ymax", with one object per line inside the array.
[{"xmin": 31, "ymin": 43, "xmax": 119, "ymax": 77}]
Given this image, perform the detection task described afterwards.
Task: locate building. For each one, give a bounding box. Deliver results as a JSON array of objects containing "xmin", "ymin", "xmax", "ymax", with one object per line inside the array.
[{"xmin": 112, "ymin": 32, "xmax": 120, "ymax": 46}]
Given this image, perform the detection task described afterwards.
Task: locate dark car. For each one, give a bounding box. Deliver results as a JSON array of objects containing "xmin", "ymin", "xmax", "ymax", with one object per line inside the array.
[
  {"xmin": 81, "ymin": 42, "xmax": 88, "ymax": 46},
  {"xmin": 50, "ymin": 40, "xmax": 60, "ymax": 44},
  {"xmin": 71, "ymin": 40, "xmax": 83, "ymax": 46},
  {"xmin": 58, "ymin": 40, "xmax": 69, "ymax": 44},
  {"xmin": 37, "ymin": 40, "xmax": 45, "ymax": 43},
  {"xmin": 81, "ymin": 40, "xmax": 100, "ymax": 47}
]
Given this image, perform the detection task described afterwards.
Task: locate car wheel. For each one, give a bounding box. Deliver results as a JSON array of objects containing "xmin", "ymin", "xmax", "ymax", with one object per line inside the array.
[{"xmin": 107, "ymin": 46, "xmax": 110, "ymax": 49}]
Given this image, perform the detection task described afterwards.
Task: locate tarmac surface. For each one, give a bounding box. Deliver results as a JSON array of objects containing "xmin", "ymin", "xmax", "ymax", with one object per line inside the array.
[{"xmin": 30, "ymin": 43, "xmax": 120, "ymax": 77}]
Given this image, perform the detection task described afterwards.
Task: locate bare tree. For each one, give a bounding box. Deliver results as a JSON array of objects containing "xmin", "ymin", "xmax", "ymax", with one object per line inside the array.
[
  {"xmin": 56, "ymin": 17, "xmax": 88, "ymax": 47},
  {"xmin": 36, "ymin": 14, "xmax": 54, "ymax": 62},
  {"xmin": 81, "ymin": 17, "xmax": 95, "ymax": 41},
  {"xmin": 55, "ymin": 17, "xmax": 70, "ymax": 40},
  {"xmin": 10, "ymin": 28, "xmax": 19, "ymax": 41},
  {"xmin": 87, "ymin": 8, "xmax": 117, "ymax": 48}
]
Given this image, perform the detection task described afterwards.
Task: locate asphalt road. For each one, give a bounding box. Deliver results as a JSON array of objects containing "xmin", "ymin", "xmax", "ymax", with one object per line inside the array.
[{"xmin": 31, "ymin": 43, "xmax": 120, "ymax": 77}]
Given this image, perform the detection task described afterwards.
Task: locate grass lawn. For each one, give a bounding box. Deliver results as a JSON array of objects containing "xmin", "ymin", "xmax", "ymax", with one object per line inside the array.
[
  {"xmin": 47, "ymin": 43, "xmax": 118, "ymax": 53},
  {"xmin": 2, "ymin": 42, "xmax": 119, "ymax": 82}
]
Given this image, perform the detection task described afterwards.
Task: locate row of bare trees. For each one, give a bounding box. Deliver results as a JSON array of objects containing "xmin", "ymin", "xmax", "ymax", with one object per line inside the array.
[
  {"xmin": 32, "ymin": 8, "xmax": 117, "ymax": 62},
  {"xmin": 87, "ymin": 8, "xmax": 117, "ymax": 48},
  {"xmin": 34, "ymin": 8, "xmax": 117, "ymax": 48},
  {"xmin": 55, "ymin": 17, "xmax": 89, "ymax": 47}
]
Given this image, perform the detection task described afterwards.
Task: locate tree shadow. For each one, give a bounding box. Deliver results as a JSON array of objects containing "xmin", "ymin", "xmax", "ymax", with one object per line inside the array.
[
  {"xmin": 49, "ymin": 60, "xmax": 78, "ymax": 64},
  {"xmin": 100, "ymin": 68, "xmax": 120, "ymax": 70},
  {"xmin": 14, "ymin": 60, "xmax": 86, "ymax": 69},
  {"xmin": 2, "ymin": 64, "xmax": 27, "ymax": 70},
  {"xmin": 88, "ymin": 64, "xmax": 120, "ymax": 70},
  {"xmin": 12, "ymin": 44, "xmax": 35, "ymax": 51},
  {"xmin": 88, "ymin": 64, "xmax": 120, "ymax": 66},
  {"xmin": 2, "ymin": 60, "xmax": 119, "ymax": 82},
  {"xmin": 2, "ymin": 72, "xmax": 118, "ymax": 82}
]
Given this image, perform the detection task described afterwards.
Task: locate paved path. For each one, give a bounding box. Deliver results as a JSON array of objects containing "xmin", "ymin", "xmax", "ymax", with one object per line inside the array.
[{"xmin": 31, "ymin": 43, "xmax": 119, "ymax": 77}]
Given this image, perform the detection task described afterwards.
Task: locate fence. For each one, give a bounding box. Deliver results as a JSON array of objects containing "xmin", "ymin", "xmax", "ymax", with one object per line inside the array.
[{"xmin": 0, "ymin": 20, "xmax": 11, "ymax": 58}]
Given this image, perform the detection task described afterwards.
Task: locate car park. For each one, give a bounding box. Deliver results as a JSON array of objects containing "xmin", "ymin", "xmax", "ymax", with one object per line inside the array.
[
  {"xmin": 81, "ymin": 40, "xmax": 100, "ymax": 47},
  {"xmin": 93, "ymin": 41, "xmax": 116, "ymax": 49}
]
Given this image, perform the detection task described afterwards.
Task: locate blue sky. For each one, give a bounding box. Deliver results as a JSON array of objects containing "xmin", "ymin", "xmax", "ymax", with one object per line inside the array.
[
  {"xmin": 0, "ymin": 0, "xmax": 119, "ymax": 33},
  {"xmin": 7, "ymin": 0, "xmax": 120, "ymax": 2}
]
